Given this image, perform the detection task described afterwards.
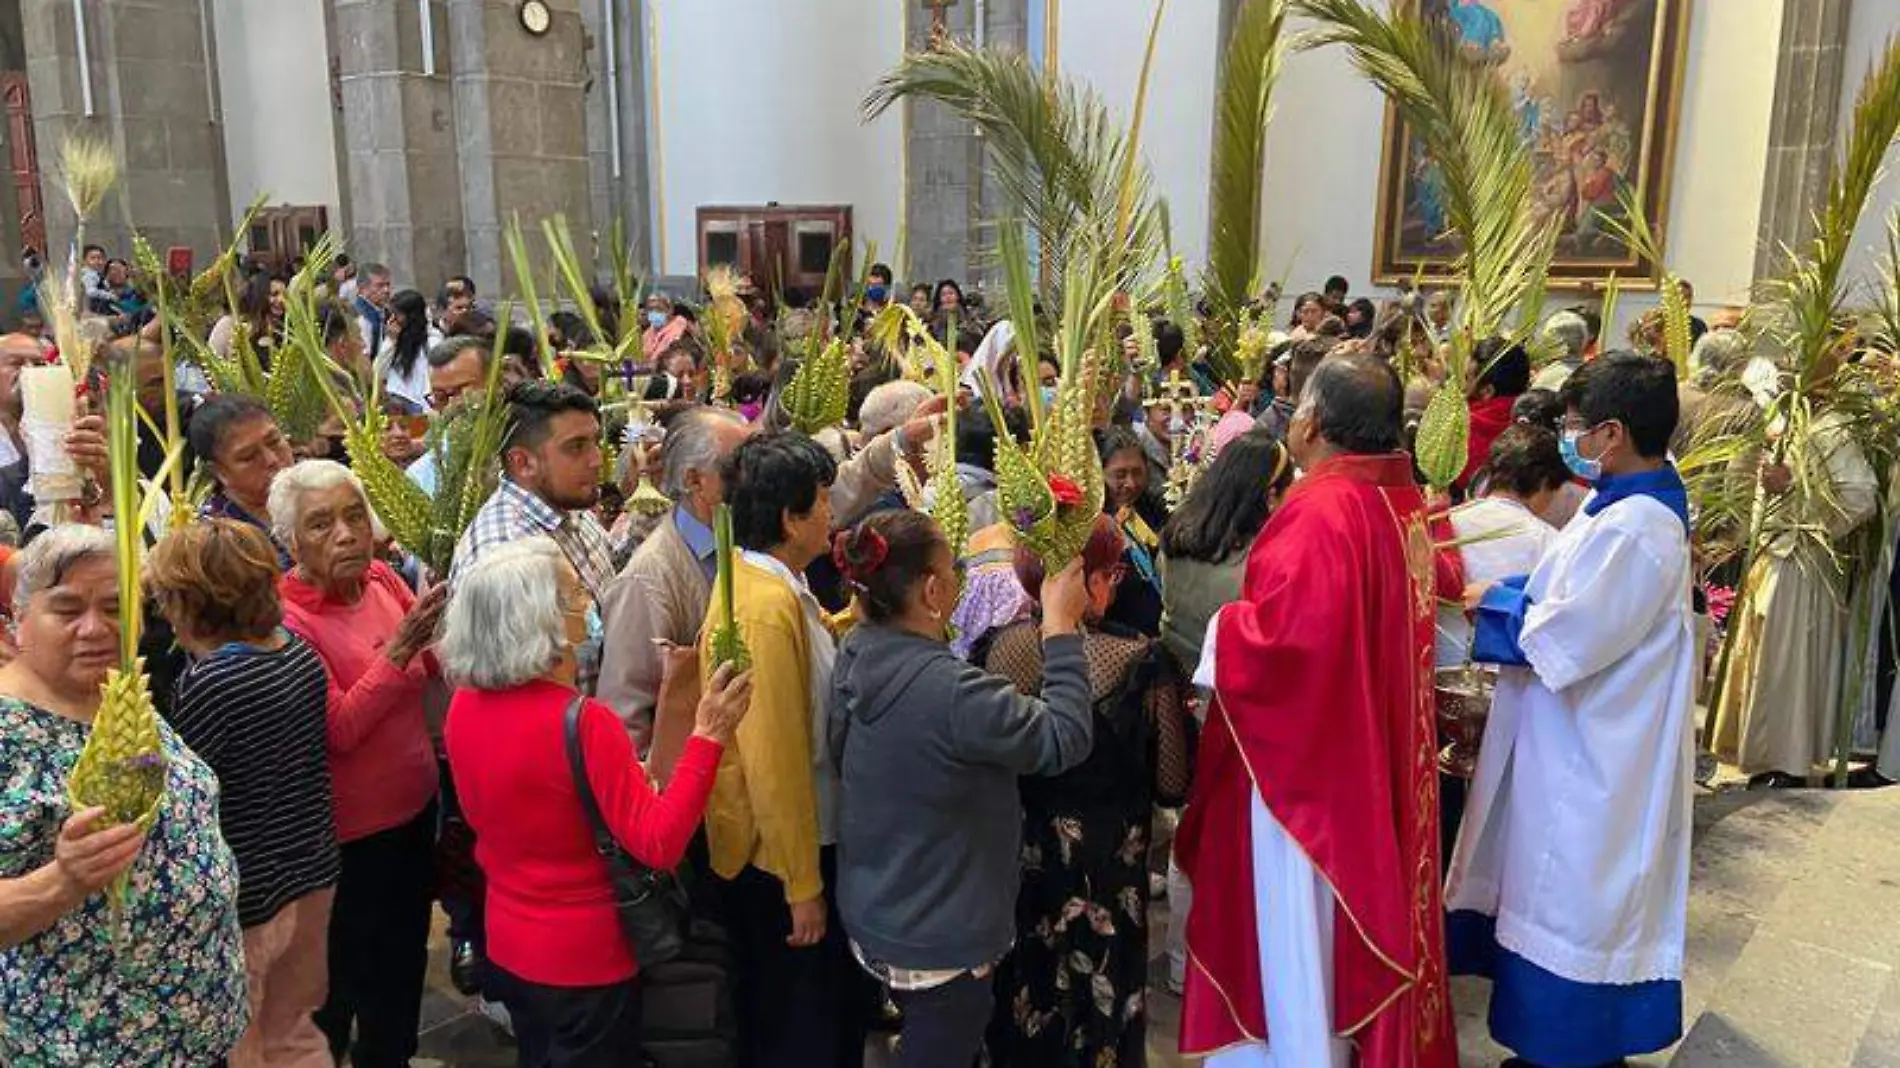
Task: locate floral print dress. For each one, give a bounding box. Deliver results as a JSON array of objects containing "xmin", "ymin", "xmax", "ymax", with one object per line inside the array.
[
  {"xmin": 0, "ymin": 695, "xmax": 249, "ymax": 1066},
  {"xmin": 977, "ymin": 621, "xmax": 1191, "ymax": 1068}
]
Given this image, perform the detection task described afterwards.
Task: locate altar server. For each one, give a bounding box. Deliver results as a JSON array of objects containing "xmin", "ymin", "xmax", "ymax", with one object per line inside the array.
[{"xmin": 1450, "ymin": 353, "xmax": 1697, "ymax": 1068}]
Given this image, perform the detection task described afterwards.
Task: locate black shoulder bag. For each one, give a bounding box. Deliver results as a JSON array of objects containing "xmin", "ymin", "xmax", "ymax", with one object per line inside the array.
[{"xmin": 563, "ymin": 694, "xmax": 692, "ymax": 967}]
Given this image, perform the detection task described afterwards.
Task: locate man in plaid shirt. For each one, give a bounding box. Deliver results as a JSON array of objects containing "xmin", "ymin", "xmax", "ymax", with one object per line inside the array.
[{"xmin": 449, "ymin": 380, "xmax": 617, "ymax": 689}]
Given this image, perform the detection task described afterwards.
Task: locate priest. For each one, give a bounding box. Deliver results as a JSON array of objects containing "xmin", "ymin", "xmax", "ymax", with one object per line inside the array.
[
  {"xmin": 1450, "ymin": 353, "xmax": 1696, "ymax": 1068},
  {"xmin": 1175, "ymin": 352, "xmax": 1458, "ymax": 1068}
]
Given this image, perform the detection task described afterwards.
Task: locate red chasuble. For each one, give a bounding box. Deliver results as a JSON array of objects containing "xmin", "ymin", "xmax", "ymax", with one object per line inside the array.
[{"xmin": 1176, "ymin": 453, "xmax": 1456, "ymax": 1068}]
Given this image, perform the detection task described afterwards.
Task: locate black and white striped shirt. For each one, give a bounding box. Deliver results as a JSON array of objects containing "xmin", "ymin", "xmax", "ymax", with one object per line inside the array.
[{"xmin": 168, "ymin": 632, "xmax": 341, "ymax": 929}]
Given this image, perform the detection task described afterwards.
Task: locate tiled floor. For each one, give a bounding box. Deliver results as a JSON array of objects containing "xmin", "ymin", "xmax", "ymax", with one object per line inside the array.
[{"xmin": 407, "ymin": 785, "xmax": 1900, "ymax": 1068}]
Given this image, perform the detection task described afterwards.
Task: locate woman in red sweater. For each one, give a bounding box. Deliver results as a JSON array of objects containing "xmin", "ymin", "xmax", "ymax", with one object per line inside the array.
[
  {"xmin": 441, "ymin": 536, "xmax": 753, "ymax": 1068},
  {"xmin": 271, "ymin": 460, "xmax": 447, "ymax": 1068}
]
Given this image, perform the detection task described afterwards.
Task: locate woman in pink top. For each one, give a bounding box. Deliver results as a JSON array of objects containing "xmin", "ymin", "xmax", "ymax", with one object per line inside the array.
[
  {"xmin": 641, "ymin": 292, "xmax": 688, "ymax": 362},
  {"xmin": 272, "ymin": 459, "xmax": 447, "ymax": 1068}
]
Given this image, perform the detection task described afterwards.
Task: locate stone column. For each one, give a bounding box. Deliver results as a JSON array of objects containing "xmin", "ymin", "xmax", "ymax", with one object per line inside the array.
[
  {"xmin": 332, "ymin": 0, "xmax": 465, "ymax": 287},
  {"xmin": 445, "ymin": 0, "xmax": 593, "ymax": 296},
  {"xmin": 1753, "ymin": 0, "xmax": 1854, "ymax": 284},
  {"xmin": 579, "ymin": 0, "xmax": 654, "ymax": 278},
  {"xmin": 902, "ymin": 0, "xmax": 1029, "ymax": 299},
  {"xmin": 22, "ymin": 0, "xmax": 230, "ymax": 261}
]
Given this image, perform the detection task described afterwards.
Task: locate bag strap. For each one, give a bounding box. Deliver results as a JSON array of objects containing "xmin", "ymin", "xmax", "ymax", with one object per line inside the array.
[{"xmin": 562, "ymin": 693, "xmax": 658, "ymax": 878}]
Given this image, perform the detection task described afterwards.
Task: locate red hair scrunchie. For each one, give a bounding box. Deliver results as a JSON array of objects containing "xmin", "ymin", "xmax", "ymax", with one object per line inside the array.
[{"xmin": 831, "ymin": 525, "xmax": 889, "ymax": 588}]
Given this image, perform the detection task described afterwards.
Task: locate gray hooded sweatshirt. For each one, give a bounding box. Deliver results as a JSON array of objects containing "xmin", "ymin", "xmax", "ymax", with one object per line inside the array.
[{"xmin": 828, "ymin": 624, "xmax": 1093, "ymax": 972}]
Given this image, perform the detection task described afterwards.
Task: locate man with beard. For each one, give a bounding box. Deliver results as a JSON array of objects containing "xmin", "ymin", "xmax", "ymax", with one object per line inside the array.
[{"xmin": 450, "ymin": 380, "xmax": 614, "ymax": 685}]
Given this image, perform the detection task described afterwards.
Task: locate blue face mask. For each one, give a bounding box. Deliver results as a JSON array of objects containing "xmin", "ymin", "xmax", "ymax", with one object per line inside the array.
[
  {"xmin": 1559, "ymin": 427, "xmax": 1603, "ymax": 483},
  {"xmin": 1040, "ymin": 385, "xmax": 1058, "ymax": 407},
  {"xmin": 647, "ymin": 310, "xmax": 668, "ymax": 330},
  {"xmin": 866, "ymin": 285, "xmax": 889, "ymax": 304}
]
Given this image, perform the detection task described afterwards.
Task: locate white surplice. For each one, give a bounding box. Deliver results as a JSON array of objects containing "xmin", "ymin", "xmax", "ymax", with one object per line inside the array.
[
  {"xmin": 1434, "ymin": 496, "xmax": 1558, "ymax": 668},
  {"xmin": 1445, "ymin": 493, "xmax": 1697, "ymax": 986},
  {"xmin": 1195, "ymin": 622, "xmax": 1352, "ymax": 1068}
]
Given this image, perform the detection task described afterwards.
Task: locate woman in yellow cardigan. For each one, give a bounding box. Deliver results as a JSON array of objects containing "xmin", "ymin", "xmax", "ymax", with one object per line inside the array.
[{"xmin": 699, "ymin": 430, "xmax": 868, "ymax": 1068}]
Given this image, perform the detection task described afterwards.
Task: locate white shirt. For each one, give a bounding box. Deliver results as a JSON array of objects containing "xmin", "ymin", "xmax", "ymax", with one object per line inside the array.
[
  {"xmin": 1445, "ymin": 493, "xmax": 1697, "ymax": 985},
  {"xmin": 376, "ymin": 327, "xmax": 445, "ymax": 412},
  {"xmin": 1435, "ymin": 496, "xmax": 1556, "ymax": 667}
]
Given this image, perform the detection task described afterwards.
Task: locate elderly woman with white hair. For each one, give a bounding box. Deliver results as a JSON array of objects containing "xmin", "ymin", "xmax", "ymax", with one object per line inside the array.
[
  {"xmin": 271, "ymin": 459, "xmax": 447, "ymax": 1068},
  {"xmin": 0, "ymin": 525, "xmax": 248, "ymax": 1065},
  {"xmin": 444, "ymin": 536, "xmax": 753, "ymax": 1066}
]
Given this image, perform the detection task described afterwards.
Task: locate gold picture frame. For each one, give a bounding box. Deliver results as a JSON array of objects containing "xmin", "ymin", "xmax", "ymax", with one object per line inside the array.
[{"xmin": 1372, "ymin": 0, "xmax": 1692, "ymax": 289}]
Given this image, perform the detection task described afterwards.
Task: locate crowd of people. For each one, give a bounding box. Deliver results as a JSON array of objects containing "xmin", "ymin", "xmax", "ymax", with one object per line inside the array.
[{"xmin": 0, "ymin": 235, "xmax": 1844, "ymax": 1068}]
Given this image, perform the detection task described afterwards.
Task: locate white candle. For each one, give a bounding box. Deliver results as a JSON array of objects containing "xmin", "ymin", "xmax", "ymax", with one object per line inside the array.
[{"xmin": 20, "ymin": 363, "xmax": 80, "ymax": 506}]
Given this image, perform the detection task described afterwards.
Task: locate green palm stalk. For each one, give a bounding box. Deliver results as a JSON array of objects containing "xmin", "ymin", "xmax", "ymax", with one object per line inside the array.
[
  {"xmin": 1295, "ymin": 0, "xmax": 1556, "ymax": 489},
  {"xmin": 709, "ymin": 503, "xmax": 751, "ymax": 671},
  {"xmin": 504, "ymin": 216, "xmax": 556, "ymax": 379},
  {"xmin": 1161, "ymin": 255, "xmax": 1202, "ymax": 366},
  {"xmin": 1205, "ymin": 0, "xmax": 1288, "ymax": 334}
]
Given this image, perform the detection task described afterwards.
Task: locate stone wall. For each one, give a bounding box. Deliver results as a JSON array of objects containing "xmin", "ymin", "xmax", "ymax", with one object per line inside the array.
[
  {"xmin": 902, "ymin": 0, "xmax": 1029, "ymax": 297},
  {"xmin": 333, "ymin": 0, "xmax": 465, "ymax": 286},
  {"xmin": 24, "ymin": 0, "xmax": 231, "ymax": 263},
  {"xmin": 332, "ymin": 0, "xmax": 593, "ymax": 293}
]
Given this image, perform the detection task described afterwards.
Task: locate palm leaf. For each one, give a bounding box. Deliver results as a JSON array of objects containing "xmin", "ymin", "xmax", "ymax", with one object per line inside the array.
[
  {"xmin": 1695, "ymin": 33, "xmax": 1900, "ymax": 781},
  {"xmin": 1600, "ymin": 186, "xmax": 1691, "ymax": 376},
  {"xmin": 862, "ymin": 10, "xmax": 1165, "ymax": 297},
  {"xmin": 1294, "ymin": 0, "xmax": 1556, "ymax": 489},
  {"xmin": 1206, "ymin": 0, "xmax": 1288, "ymax": 322}
]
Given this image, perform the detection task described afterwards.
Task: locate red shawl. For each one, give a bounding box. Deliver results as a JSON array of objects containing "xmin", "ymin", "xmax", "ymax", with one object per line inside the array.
[
  {"xmin": 1458, "ymin": 395, "xmax": 1518, "ymax": 491},
  {"xmin": 1175, "ymin": 453, "xmax": 1456, "ymax": 1068}
]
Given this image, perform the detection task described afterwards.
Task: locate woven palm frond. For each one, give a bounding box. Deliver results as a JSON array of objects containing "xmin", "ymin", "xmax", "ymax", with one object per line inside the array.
[
  {"xmin": 783, "ymin": 338, "xmax": 852, "ymax": 434},
  {"xmin": 70, "ymin": 343, "xmax": 167, "ymax": 913}
]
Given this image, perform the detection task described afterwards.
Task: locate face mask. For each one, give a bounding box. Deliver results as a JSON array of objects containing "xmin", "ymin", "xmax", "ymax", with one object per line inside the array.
[
  {"xmin": 866, "ymin": 285, "xmax": 889, "ymax": 304},
  {"xmin": 1559, "ymin": 427, "xmax": 1603, "ymax": 482},
  {"xmin": 1040, "ymin": 386, "xmax": 1058, "ymax": 407},
  {"xmin": 647, "ymin": 311, "xmax": 668, "ymax": 330}
]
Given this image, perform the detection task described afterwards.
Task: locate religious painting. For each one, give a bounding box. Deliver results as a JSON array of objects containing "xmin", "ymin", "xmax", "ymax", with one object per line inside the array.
[{"xmin": 1372, "ymin": 0, "xmax": 1691, "ymax": 288}]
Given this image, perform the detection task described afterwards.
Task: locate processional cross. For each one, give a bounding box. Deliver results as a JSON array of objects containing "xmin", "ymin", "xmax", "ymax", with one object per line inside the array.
[
  {"xmin": 1158, "ymin": 370, "xmax": 1205, "ymax": 508},
  {"xmin": 924, "ymin": 0, "xmax": 957, "ymax": 50}
]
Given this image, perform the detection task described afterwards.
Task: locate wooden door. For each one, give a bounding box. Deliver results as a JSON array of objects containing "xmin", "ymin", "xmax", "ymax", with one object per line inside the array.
[{"xmin": 0, "ymin": 72, "xmax": 41, "ymax": 259}]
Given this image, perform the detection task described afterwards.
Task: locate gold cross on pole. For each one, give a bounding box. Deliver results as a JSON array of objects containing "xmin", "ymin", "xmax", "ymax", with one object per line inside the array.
[{"xmin": 923, "ymin": 0, "xmax": 958, "ymax": 50}]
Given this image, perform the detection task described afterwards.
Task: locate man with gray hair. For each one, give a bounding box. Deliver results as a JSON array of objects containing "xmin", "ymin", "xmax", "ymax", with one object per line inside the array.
[
  {"xmin": 858, "ymin": 379, "xmax": 931, "ymax": 440},
  {"xmin": 1176, "ymin": 351, "xmax": 1456, "ymax": 1066},
  {"xmin": 598, "ymin": 405, "xmax": 752, "ymax": 743},
  {"xmin": 1530, "ymin": 309, "xmax": 1590, "ymax": 391},
  {"xmin": 407, "ymin": 335, "xmax": 493, "ymax": 496}
]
